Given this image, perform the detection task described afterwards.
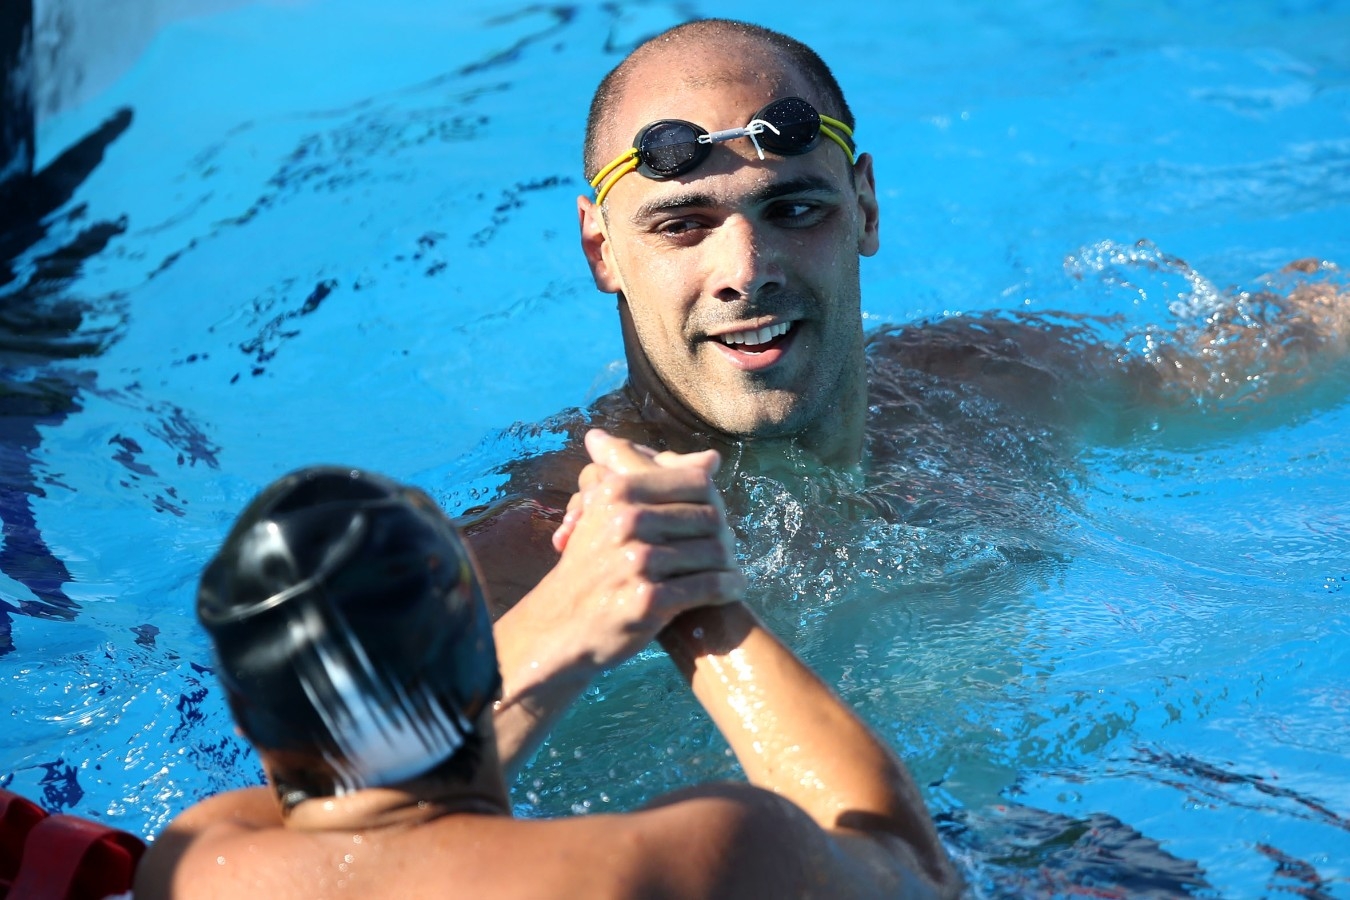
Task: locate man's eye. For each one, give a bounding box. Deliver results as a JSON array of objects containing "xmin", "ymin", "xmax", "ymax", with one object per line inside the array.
[
  {"xmin": 771, "ymin": 201, "xmax": 826, "ymax": 226},
  {"xmin": 656, "ymin": 218, "xmax": 704, "ymax": 237}
]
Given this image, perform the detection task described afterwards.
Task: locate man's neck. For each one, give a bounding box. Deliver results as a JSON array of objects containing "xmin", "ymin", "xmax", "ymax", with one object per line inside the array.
[
  {"xmin": 621, "ymin": 355, "xmax": 868, "ymax": 471},
  {"xmin": 280, "ymin": 769, "xmax": 510, "ymax": 833}
]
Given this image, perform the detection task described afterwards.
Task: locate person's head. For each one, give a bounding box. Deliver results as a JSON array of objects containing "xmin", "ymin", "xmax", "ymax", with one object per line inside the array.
[
  {"xmin": 197, "ymin": 466, "xmax": 501, "ymax": 811},
  {"xmin": 578, "ymin": 19, "xmax": 879, "ymax": 455}
]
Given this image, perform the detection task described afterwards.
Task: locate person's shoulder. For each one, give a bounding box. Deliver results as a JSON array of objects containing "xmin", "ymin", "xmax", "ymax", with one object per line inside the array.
[
  {"xmin": 568, "ymin": 783, "xmax": 855, "ymax": 899},
  {"xmin": 175, "ymin": 785, "xmax": 279, "ymax": 825},
  {"xmin": 473, "ymin": 792, "xmax": 783, "ymax": 899},
  {"xmin": 133, "ymin": 787, "xmax": 283, "ymax": 900}
]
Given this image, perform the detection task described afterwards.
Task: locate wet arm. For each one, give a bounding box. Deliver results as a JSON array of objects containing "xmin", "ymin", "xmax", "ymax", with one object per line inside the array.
[
  {"xmin": 881, "ymin": 265, "xmax": 1350, "ymax": 427},
  {"xmin": 1130, "ymin": 274, "xmax": 1350, "ymax": 408},
  {"xmin": 659, "ymin": 602, "xmax": 961, "ymax": 897}
]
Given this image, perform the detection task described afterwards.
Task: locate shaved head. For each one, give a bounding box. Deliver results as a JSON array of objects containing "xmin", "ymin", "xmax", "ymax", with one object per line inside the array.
[{"xmin": 583, "ymin": 19, "xmax": 855, "ymax": 180}]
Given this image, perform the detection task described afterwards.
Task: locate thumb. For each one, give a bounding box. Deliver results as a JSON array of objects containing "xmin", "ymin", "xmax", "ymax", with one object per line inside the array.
[
  {"xmin": 584, "ymin": 429, "xmax": 661, "ymax": 475},
  {"xmin": 652, "ymin": 448, "xmax": 722, "ymax": 476}
]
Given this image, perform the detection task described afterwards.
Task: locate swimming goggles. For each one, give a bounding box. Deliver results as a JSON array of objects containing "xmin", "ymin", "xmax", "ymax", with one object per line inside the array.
[{"xmin": 589, "ymin": 96, "xmax": 856, "ymax": 206}]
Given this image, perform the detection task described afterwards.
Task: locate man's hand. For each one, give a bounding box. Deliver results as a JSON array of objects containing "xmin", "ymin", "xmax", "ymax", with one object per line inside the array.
[
  {"xmin": 491, "ymin": 429, "xmax": 744, "ymax": 775},
  {"xmin": 525, "ymin": 429, "xmax": 741, "ymax": 669}
]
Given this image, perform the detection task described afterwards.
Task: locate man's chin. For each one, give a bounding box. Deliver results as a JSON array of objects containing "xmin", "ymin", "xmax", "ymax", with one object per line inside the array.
[{"xmin": 697, "ymin": 400, "xmax": 816, "ymax": 442}]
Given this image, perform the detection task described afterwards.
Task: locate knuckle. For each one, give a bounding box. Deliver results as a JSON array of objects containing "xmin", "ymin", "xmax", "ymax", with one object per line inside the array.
[
  {"xmin": 628, "ymin": 579, "xmax": 660, "ymax": 617},
  {"xmin": 612, "ymin": 506, "xmax": 641, "ymax": 536},
  {"xmin": 608, "ymin": 472, "xmax": 638, "ymax": 499},
  {"xmin": 624, "ymin": 541, "xmax": 657, "ymax": 572},
  {"xmin": 682, "ymin": 468, "xmax": 715, "ymax": 492}
]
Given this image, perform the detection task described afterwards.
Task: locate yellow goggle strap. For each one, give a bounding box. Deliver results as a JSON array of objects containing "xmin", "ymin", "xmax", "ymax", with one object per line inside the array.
[
  {"xmin": 819, "ymin": 114, "xmax": 855, "ymax": 165},
  {"xmin": 590, "ymin": 149, "xmax": 639, "ymax": 207}
]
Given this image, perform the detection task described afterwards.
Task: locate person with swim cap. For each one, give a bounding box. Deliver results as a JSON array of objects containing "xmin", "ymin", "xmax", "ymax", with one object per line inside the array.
[
  {"xmin": 134, "ymin": 438, "xmax": 961, "ymax": 899},
  {"xmin": 194, "ymin": 467, "xmax": 501, "ymax": 807}
]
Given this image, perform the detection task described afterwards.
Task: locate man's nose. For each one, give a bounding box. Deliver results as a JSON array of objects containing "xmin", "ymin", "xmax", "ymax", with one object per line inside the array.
[{"xmin": 709, "ymin": 216, "xmax": 784, "ymax": 303}]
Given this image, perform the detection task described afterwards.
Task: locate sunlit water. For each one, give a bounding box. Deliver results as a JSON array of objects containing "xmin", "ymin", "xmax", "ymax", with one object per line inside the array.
[{"xmin": 2, "ymin": 1, "xmax": 1349, "ymax": 896}]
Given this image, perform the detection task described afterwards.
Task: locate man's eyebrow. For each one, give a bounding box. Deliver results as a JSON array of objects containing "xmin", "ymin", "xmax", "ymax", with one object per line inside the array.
[
  {"xmin": 628, "ymin": 175, "xmax": 843, "ymax": 224},
  {"xmin": 747, "ymin": 175, "xmax": 841, "ymax": 205},
  {"xmin": 630, "ymin": 191, "xmax": 720, "ymax": 223}
]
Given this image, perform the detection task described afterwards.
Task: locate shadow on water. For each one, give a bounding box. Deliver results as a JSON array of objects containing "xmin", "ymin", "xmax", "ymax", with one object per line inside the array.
[{"xmin": 948, "ymin": 803, "xmax": 1213, "ymax": 899}]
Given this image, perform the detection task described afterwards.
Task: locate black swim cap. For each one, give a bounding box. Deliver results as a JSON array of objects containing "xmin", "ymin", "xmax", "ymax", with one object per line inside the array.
[{"xmin": 198, "ymin": 466, "xmax": 500, "ymax": 803}]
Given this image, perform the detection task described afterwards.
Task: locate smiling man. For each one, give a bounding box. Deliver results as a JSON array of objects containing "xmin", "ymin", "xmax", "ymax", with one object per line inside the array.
[
  {"xmin": 466, "ymin": 22, "xmax": 881, "ymax": 615},
  {"xmin": 473, "ymin": 17, "xmax": 1349, "ymax": 770},
  {"xmin": 578, "ymin": 24, "xmax": 876, "ymax": 463},
  {"xmin": 468, "ymin": 18, "xmax": 1348, "ymax": 609}
]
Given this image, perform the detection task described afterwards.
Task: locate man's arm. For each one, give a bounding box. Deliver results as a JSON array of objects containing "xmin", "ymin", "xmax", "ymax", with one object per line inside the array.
[
  {"xmin": 650, "ymin": 602, "xmax": 961, "ymax": 898},
  {"xmin": 489, "ymin": 431, "xmax": 744, "ymax": 777},
  {"xmin": 461, "ymin": 495, "xmax": 567, "ymax": 617},
  {"xmin": 878, "ymin": 261, "xmax": 1349, "ymax": 430}
]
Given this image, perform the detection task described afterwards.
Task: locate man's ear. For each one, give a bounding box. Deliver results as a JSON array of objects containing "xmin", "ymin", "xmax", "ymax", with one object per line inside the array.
[
  {"xmin": 853, "ymin": 153, "xmax": 880, "ymax": 258},
  {"xmin": 578, "ymin": 195, "xmax": 622, "ymax": 293}
]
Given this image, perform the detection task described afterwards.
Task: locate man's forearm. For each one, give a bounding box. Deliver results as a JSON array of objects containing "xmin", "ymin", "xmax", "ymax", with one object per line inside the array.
[
  {"xmin": 490, "ymin": 595, "xmax": 600, "ymax": 778},
  {"xmin": 659, "ymin": 602, "xmax": 954, "ymax": 890}
]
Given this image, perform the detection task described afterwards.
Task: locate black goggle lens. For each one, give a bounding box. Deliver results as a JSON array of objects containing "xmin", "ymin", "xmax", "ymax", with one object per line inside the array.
[
  {"xmin": 755, "ymin": 97, "xmax": 821, "ymax": 155},
  {"xmin": 639, "ymin": 120, "xmax": 709, "ymax": 176}
]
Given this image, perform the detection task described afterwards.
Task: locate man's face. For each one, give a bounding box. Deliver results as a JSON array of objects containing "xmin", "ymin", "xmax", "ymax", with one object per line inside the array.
[{"xmin": 579, "ymin": 51, "xmax": 880, "ymax": 441}]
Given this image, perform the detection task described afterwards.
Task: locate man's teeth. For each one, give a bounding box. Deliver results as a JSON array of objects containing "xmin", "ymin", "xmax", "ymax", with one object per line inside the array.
[{"xmin": 719, "ymin": 322, "xmax": 792, "ymax": 347}]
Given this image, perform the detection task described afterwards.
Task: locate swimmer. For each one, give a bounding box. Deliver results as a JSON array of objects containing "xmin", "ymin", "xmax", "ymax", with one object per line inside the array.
[
  {"xmin": 134, "ymin": 454, "xmax": 960, "ymax": 899},
  {"xmin": 468, "ymin": 17, "xmax": 1350, "ymax": 681}
]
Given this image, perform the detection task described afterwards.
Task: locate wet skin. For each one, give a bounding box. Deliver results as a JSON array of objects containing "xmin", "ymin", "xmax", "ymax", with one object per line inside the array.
[{"xmin": 578, "ymin": 53, "xmax": 879, "ymax": 465}]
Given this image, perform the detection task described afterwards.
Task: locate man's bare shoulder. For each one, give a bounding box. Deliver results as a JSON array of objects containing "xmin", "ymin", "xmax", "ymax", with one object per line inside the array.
[
  {"xmin": 864, "ymin": 312, "xmax": 1131, "ymax": 428},
  {"xmin": 134, "ymin": 787, "xmax": 289, "ymax": 900},
  {"xmin": 136, "ymin": 783, "xmax": 910, "ymax": 900},
  {"xmin": 494, "ymin": 783, "xmax": 861, "ymax": 899},
  {"xmin": 470, "ymin": 387, "xmax": 669, "ymax": 516}
]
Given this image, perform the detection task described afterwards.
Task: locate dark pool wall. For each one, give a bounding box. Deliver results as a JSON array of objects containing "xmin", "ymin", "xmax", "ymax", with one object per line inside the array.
[
  {"xmin": 1, "ymin": 0, "xmax": 243, "ymax": 655},
  {"xmin": 0, "ymin": 0, "xmax": 138, "ymax": 655},
  {"xmin": 1, "ymin": 0, "xmax": 34, "ymax": 192}
]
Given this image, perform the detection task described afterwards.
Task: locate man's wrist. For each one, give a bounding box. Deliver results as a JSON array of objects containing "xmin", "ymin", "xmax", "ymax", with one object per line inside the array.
[{"xmin": 658, "ymin": 601, "xmax": 756, "ymax": 661}]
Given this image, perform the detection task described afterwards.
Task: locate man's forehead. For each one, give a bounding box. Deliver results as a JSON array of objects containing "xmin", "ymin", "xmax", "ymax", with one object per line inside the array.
[{"xmin": 605, "ymin": 46, "xmax": 814, "ymax": 146}]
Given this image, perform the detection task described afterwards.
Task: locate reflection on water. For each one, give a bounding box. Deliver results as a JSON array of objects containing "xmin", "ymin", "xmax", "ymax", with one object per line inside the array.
[{"xmin": 0, "ymin": 105, "xmax": 224, "ymax": 653}]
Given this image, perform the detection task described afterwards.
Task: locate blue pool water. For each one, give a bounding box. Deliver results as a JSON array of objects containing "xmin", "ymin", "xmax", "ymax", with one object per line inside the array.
[{"xmin": 3, "ymin": 1, "xmax": 1349, "ymax": 895}]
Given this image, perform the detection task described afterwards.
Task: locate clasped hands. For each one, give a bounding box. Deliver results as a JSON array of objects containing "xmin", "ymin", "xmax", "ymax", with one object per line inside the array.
[
  {"xmin": 543, "ymin": 429, "xmax": 745, "ymax": 670},
  {"xmin": 490, "ymin": 429, "xmax": 743, "ymax": 773}
]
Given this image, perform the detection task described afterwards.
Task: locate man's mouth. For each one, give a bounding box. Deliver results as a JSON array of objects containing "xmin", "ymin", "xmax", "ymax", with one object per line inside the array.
[
  {"xmin": 714, "ymin": 321, "xmax": 793, "ymax": 353},
  {"xmin": 708, "ymin": 320, "xmax": 797, "ymax": 371}
]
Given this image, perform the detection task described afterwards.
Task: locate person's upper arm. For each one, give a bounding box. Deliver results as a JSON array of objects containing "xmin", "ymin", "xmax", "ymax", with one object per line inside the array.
[
  {"xmin": 872, "ymin": 314, "xmax": 1128, "ymax": 424},
  {"xmin": 458, "ymin": 446, "xmax": 589, "ymax": 615}
]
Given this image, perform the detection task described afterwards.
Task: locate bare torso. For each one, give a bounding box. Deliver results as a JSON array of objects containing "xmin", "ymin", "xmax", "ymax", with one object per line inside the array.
[{"xmin": 466, "ymin": 279, "xmax": 1350, "ymax": 612}]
